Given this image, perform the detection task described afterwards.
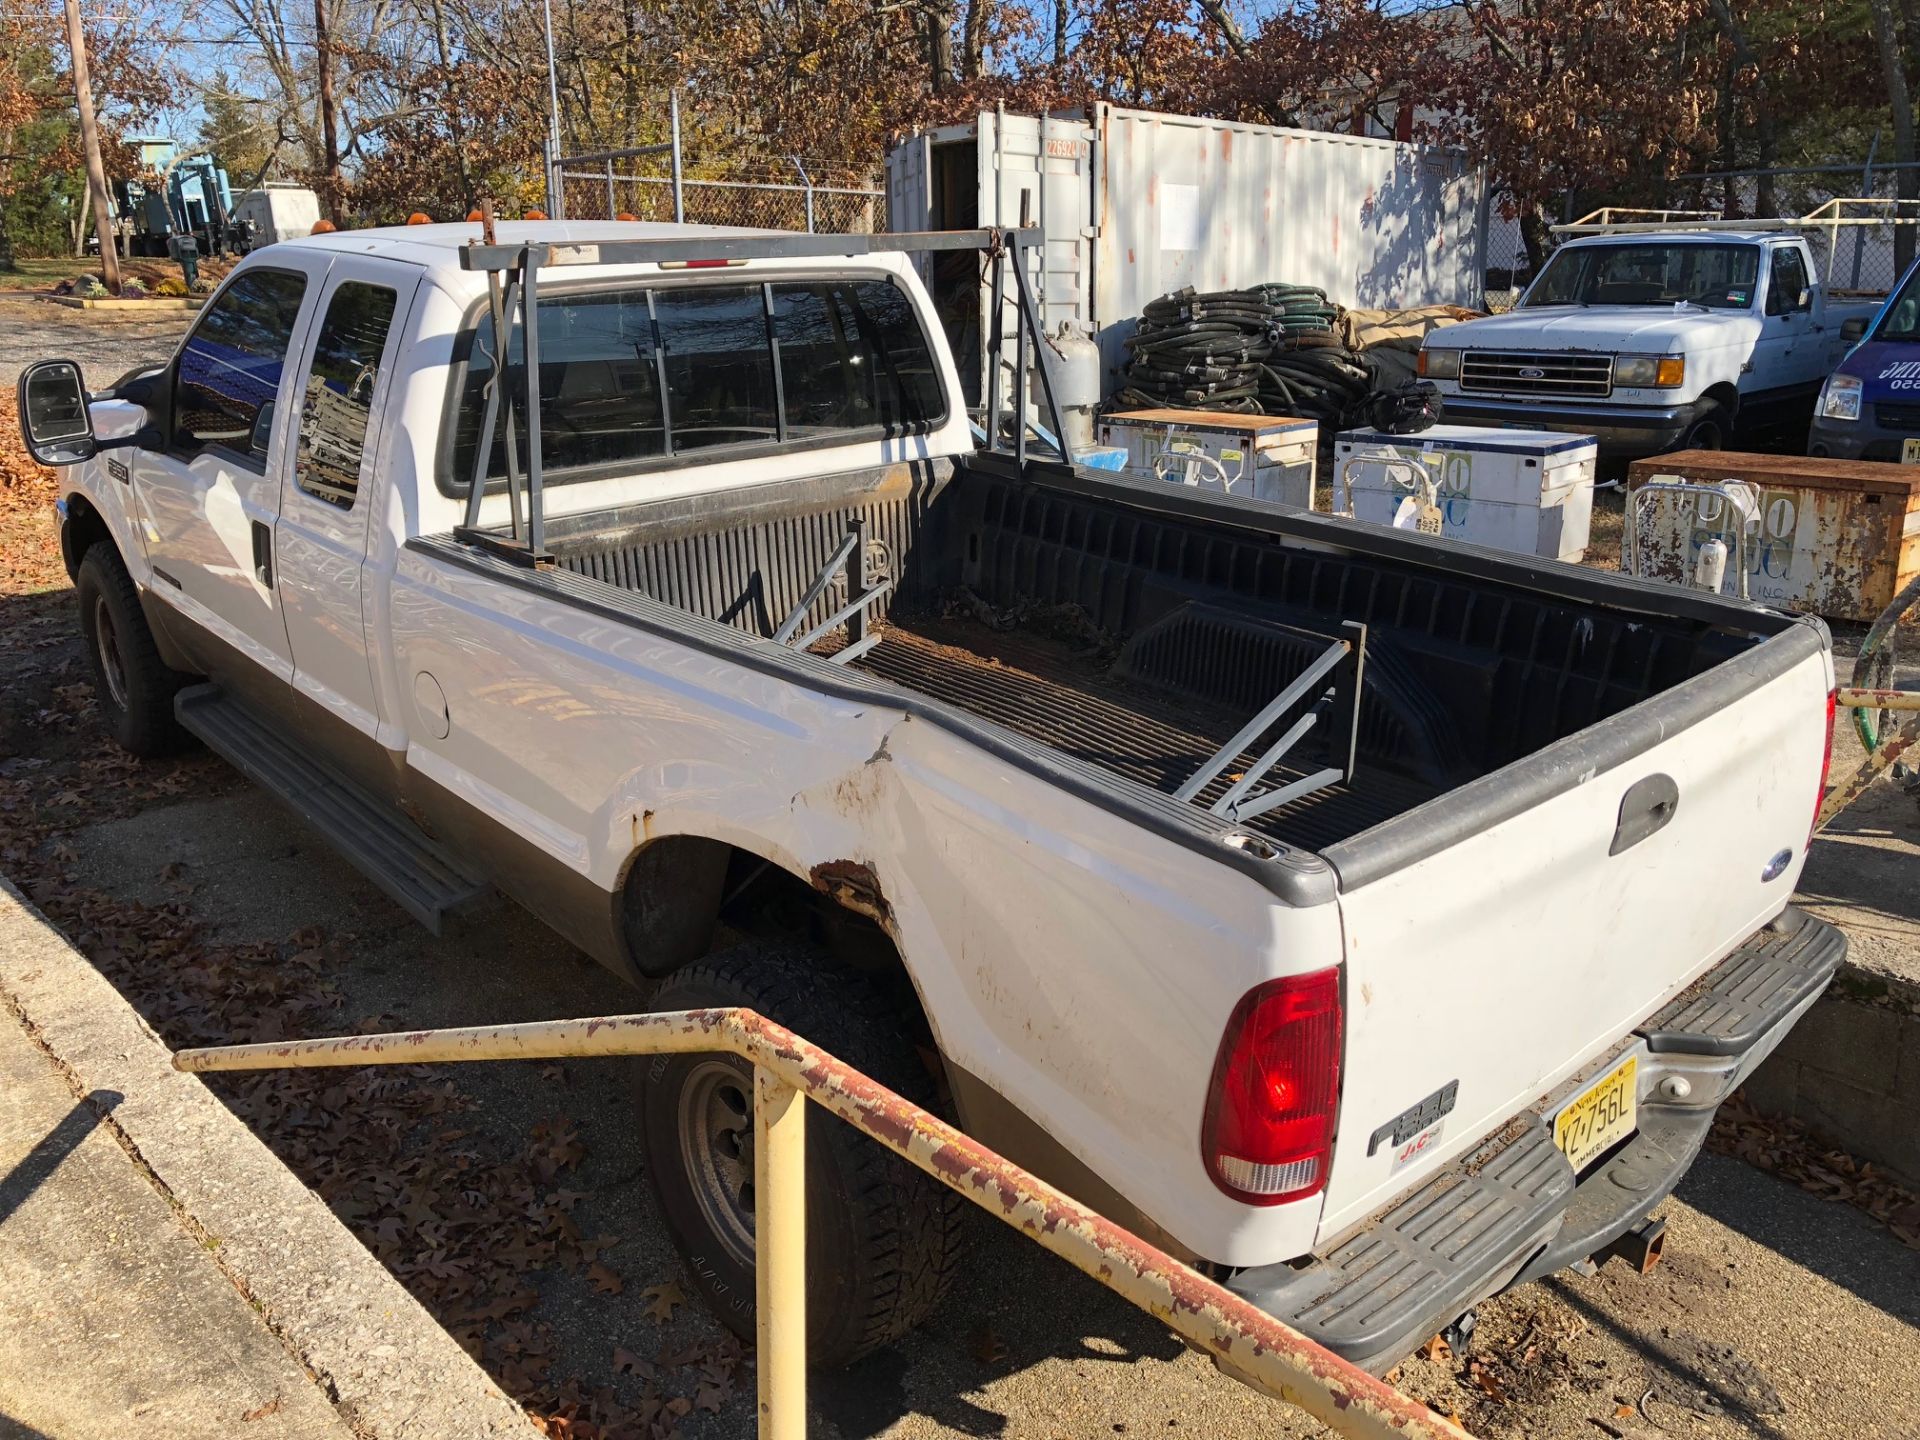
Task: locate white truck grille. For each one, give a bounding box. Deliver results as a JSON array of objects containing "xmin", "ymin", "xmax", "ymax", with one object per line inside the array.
[{"xmin": 1460, "ymin": 351, "xmax": 1613, "ymax": 399}]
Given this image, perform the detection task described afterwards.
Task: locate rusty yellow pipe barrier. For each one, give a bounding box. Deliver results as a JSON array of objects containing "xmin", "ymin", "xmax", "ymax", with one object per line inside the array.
[
  {"xmin": 1821, "ymin": 688, "xmax": 1920, "ymax": 831},
  {"xmin": 174, "ymin": 1008, "xmax": 1473, "ymax": 1440}
]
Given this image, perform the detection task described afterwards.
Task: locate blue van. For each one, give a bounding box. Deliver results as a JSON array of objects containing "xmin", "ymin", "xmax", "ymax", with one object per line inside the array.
[{"xmin": 1808, "ymin": 256, "xmax": 1920, "ymax": 460}]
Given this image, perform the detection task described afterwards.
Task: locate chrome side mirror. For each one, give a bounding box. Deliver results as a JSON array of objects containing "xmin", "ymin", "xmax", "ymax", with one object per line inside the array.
[{"xmin": 17, "ymin": 359, "xmax": 96, "ymax": 466}]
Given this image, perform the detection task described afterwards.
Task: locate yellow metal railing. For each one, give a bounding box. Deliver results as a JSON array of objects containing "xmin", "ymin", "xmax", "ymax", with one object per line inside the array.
[{"xmin": 174, "ymin": 1008, "xmax": 1473, "ymax": 1440}]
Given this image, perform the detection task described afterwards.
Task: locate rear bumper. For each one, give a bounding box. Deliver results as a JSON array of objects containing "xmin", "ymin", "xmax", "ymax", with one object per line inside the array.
[
  {"xmin": 1224, "ymin": 906, "xmax": 1846, "ymax": 1374},
  {"xmin": 1436, "ymin": 394, "xmax": 1714, "ymax": 457}
]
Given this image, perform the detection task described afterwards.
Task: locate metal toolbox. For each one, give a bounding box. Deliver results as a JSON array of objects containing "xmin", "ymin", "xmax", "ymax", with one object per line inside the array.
[
  {"xmin": 1334, "ymin": 425, "xmax": 1597, "ymax": 562},
  {"xmin": 1096, "ymin": 409, "xmax": 1317, "ymax": 507},
  {"xmin": 1625, "ymin": 450, "xmax": 1920, "ymax": 621}
]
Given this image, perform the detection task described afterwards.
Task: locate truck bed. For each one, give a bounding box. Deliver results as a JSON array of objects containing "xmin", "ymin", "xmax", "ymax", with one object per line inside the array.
[
  {"xmin": 822, "ymin": 613, "xmax": 1434, "ymax": 851},
  {"xmin": 538, "ymin": 453, "xmax": 1788, "ymax": 855}
]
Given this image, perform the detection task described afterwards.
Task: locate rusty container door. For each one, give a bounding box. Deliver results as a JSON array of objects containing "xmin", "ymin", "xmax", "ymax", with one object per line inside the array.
[{"xmin": 1624, "ymin": 450, "xmax": 1920, "ymax": 621}]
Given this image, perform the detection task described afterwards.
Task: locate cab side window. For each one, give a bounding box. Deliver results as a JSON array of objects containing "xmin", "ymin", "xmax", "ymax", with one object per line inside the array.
[
  {"xmin": 1767, "ymin": 249, "xmax": 1809, "ymax": 316},
  {"xmin": 294, "ymin": 282, "xmax": 399, "ymax": 509},
  {"xmin": 173, "ymin": 268, "xmax": 309, "ymax": 465}
]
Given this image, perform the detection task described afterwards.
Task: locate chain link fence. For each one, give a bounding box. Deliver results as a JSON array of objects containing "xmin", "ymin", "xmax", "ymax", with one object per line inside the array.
[
  {"xmin": 1481, "ymin": 166, "xmax": 1920, "ymax": 312},
  {"xmin": 555, "ymin": 150, "xmax": 882, "ymax": 234}
]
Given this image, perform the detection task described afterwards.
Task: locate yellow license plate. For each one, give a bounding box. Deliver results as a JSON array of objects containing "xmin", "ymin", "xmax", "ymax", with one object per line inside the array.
[
  {"xmin": 1554, "ymin": 1057, "xmax": 1637, "ymax": 1175},
  {"xmin": 1902, "ymin": 438, "xmax": 1920, "ymax": 465}
]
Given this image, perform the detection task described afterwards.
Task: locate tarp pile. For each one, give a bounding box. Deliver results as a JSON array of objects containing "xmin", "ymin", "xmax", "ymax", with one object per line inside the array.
[{"xmin": 1112, "ymin": 284, "xmax": 1380, "ymax": 428}]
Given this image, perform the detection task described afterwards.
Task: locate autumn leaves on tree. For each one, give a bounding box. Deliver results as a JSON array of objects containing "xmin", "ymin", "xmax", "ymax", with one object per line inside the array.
[{"xmin": 5, "ymin": 0, "xmax": 1919, "ymax": 262}]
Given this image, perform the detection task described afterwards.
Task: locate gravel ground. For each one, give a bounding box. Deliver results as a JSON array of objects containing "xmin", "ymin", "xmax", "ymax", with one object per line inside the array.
[
  {"xmin": 4, "ymin": 302, "xmax": 1918, "ymax": 1439},
  {"xmin": 0, "ymin": 291, "xmax": 187, "ymax": 391}
]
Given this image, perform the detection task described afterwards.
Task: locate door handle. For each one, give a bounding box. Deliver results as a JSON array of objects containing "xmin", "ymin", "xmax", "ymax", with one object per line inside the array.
[
  {"xmin": 251, "ymin": 520, "xmax": 273, "ymax": 589},
  {"xmin": 1611, "ymin": 773, "xmax": 1678, "ymax": 855}
]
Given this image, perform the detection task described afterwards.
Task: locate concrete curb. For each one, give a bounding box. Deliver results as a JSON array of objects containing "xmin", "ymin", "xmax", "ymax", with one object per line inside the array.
[
  {"xmin": 41, "ymin": 295, "xmax": 205, "ymax": 310},
  {"xmin": 1745, "ymin": 965, "xmax": 1920, "ymax": 1187},
  {"xmin": 0, "ymin": 877, "xmax": 540, "ymax": 1440}
]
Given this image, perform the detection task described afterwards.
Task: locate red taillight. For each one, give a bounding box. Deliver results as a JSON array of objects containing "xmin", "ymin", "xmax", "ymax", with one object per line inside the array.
[
  {"xmin": 1812, "ymin": 688, "xmax": 1837, "ymax": 843},
  {"xmin": 1203, "ymin": 968, "xmax": 1342, "ymax": 1206}
]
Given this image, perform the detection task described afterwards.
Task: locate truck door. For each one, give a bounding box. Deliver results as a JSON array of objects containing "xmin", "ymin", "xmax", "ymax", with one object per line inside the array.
[
  {"xmin": 275, "ymin": 259, "xmax": 420, "ymax": 737},
  {"xmin": 130, "ymin": 261, "xmax": 322, "ymax": 683},
  {"xmin": 1752, "ymin": 245, "xmax": 1815, "ymax": 393}
]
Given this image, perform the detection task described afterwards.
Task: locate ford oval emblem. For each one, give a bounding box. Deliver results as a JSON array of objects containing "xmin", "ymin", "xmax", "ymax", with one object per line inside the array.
[
  {"xmin": 1519, "ymin": 366, "xmax": 1546, "ymax": 379},
  {"xmin": 1761, "ymin": 847, "xmax": 1793, "ymax": 882}
]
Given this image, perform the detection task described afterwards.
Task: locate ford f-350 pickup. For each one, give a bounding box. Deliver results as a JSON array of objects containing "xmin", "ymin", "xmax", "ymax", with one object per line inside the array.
[{"xmin": 17, "ymin": 220, "xmax": 1845, "ymax": 1373}]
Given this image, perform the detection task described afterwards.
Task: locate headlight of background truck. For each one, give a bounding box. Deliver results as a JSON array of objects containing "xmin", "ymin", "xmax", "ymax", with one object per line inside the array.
[
  {"xmin": 1820, "ymin": 373, "xmax": 1863, "ymax": 421},
  {"xmin": 1416, "ymin": 348, "xmax": 1462, "ymax": 380},
  {"xmin": 1614, "ymin": 355, "xmax": 1686, "ymax": 387}
]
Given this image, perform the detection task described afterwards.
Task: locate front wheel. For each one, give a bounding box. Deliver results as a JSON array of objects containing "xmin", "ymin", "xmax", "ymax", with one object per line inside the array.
[
  {"xmin": 1678, "ymin": 404, "xmax": 1728, "ymax": 451},
  {"xmin": 640, "ymin": 942, "xmax": 965, "ymax": 1365},
  {"xmin": 75, "ymin": 542, "xmax": 193, "ymax": 757}
]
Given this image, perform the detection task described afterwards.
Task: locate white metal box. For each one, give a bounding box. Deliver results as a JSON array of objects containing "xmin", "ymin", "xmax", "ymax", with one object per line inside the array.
[
  {"xmin": 1334, "ymin": 425, "xmax": 1598, "ymax": 561},
  {"xmin": 1097, "ymin": 409, "xmax": 1317, "ymax": 507}
]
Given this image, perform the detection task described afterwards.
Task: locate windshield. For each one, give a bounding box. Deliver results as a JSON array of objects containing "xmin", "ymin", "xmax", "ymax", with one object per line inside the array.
[
  {"xmin": 1876, "ymin": 262, "xmax": 1920, "ymax": 340},
  {"xmin": 1523, "ymin": 242, "xmax": 1761, "ymax": 310}
]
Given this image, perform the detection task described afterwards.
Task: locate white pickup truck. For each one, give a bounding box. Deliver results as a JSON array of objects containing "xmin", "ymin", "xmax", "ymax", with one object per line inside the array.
[
  {"xmin": 18, "ymin": 220, "xmax": 1845, "ymax": 1374},
  {"xmin": 1420, "ymin": 230, "xmax": 1882, "ymax": 456}
]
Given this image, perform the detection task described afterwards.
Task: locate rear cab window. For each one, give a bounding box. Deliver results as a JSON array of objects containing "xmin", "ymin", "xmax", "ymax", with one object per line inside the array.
[
  {"xmin": 294, "ymin": 281, "xmax": 401, "ymax": 509},
  {"xmin": 441, "ymin": 272, "xmax": 948, "ymax": 494}
]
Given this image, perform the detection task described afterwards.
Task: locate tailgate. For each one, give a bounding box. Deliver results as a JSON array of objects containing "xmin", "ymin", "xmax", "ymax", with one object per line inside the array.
[{"xmin": 1313, "ymin": 627, "xmax": 1831, "ymax": 1241}]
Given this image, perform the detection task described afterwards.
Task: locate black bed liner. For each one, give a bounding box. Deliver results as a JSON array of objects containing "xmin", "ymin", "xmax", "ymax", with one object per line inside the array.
[{"xmin": 824, "ymin": 613, "xmax": 1435, "ymax": 851}]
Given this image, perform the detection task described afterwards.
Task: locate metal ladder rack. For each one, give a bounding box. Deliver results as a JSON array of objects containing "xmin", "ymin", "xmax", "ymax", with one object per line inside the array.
[
  {"xmin": 452, "ymin": 221, "xmax": 1071, "ymax": 568},
  {"xmin": 1174, "ymin": 622, "xmax": 1368, "ymax": 823},
  {"xmin": 772, "ymin": 517, "xmax": 889, "ymax": 665}
]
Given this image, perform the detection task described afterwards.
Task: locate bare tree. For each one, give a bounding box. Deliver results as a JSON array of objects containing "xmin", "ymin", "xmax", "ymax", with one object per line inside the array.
[{"xmin": 1868, "ymin": 0, "xmax": 1918, "ymax": 271}]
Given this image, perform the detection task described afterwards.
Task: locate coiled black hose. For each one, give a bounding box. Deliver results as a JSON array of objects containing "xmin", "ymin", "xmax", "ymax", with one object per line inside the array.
[{"xmin": 1114, "ymin": 283, "xmax": 1377, "ymax": 425}]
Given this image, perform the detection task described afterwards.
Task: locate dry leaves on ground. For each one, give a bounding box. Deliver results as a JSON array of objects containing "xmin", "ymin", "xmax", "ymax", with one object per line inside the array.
[
  {"xmin": 2, "ymin": 677, "xmax": 738, "ymax": 1438},
  {"xmin": 1708, "ymin": 1090, "xmax": 1920, "ymax": 1249}
]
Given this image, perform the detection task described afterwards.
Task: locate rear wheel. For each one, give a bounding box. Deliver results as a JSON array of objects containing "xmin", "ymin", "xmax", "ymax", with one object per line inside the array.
[
  {"xmin": 75, "ymin": 542, "xmax": 192, "ymax": 757},
  {"xmin": 640, "ymin": 942, "xmax": 965, "ymax": 1365}
]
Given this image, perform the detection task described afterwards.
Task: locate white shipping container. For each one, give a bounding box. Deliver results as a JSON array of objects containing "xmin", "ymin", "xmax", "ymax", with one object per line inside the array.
[
  {"xmin": 1096, "ymin": 409, "xmax": 1316, "ymax": 507},
  {"xmin": 886, "ymin": 104, "xmax": 1486, "ymax": 402},
  {"xmin": 1334, "ymin": 425, "xmax": 1597, "ymax": 562}
]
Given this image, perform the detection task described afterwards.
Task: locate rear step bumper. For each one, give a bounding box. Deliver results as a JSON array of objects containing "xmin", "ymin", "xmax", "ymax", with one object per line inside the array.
[{"xmin": 1224, "ymin": 906, "xmax": 1846, "ymax": 1374}]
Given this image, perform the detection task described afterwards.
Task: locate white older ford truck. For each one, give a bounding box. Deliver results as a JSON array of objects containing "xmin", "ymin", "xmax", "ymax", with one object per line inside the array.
[
  {"xmin": 1420, "ymin": 230, "xmax": 1881, "ymax": 456},
  {"xmin": 18, "ymin": 220, "xmax": 1844, "ymax": 1373}
]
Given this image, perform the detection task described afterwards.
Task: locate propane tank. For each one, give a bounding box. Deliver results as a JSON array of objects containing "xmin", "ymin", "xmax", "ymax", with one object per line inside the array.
[
  {"xmin": 1032, "ymin": 324, "xmax": 1102, "ymax": 456},
  {"xmin": 1694, "ymin": 537, "xmax": 1729, "ymax": 594}
]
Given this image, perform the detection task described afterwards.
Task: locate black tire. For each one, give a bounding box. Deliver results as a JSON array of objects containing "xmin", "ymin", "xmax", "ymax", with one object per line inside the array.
[
  {"xmin": 75, "ymin": 542, "xmax": 192, "ymax": 757},
  {"xmin": 1679, "ymin": 404, "xmax": 1728, "ymax": 451},
  {"xmin": 640, "ymin": 942, "xmax": 965, "ymax": 1365}
]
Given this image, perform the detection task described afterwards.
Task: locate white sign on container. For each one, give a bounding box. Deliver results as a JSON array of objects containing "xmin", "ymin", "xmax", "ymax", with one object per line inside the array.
[{"xmin": 1159, "ymin": 184, "xmax": 1201, "ymax": 251}]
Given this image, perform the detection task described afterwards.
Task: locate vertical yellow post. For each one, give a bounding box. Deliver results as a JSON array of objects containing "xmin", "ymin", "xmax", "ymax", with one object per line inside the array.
[{"xmin": 755, "ymin": 1067, "xmax": 806, "ymax": 1440}]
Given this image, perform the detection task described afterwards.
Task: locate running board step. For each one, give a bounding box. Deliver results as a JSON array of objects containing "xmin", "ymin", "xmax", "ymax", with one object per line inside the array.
[{"xmin": 176, "ymin": 685, "xmax": 487, "ymax": 933}]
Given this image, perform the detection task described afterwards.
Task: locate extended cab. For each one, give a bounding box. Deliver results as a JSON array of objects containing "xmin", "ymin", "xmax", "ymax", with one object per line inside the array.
[
  {"xmin": 17, "ymin": 221, "xmax": 1845, "ymax": 1374},
  {"xmin": 1420, "ymin": 231, "xmax": 1882, "ymax": 456}
]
